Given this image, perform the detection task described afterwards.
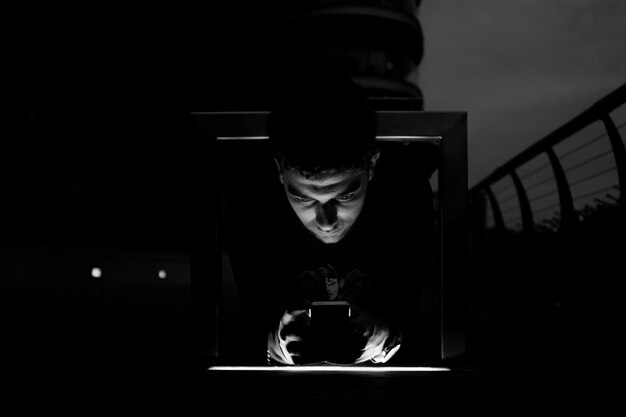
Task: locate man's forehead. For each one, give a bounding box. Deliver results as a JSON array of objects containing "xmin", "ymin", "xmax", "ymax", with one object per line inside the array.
[{"xmin": 285, "ymin": 169, "xmax": 364, "ymax": 190}]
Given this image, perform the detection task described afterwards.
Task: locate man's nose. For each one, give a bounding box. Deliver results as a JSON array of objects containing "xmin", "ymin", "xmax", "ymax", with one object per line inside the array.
[{"xmin": 315, "ymin": 202, "xmax": 338, "ymax": 231}]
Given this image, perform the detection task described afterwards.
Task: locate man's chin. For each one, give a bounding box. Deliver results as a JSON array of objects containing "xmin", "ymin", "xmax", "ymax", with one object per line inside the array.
[{"xmin": 312, "ymin": 230, "xmax": 345, "ymax": 244}]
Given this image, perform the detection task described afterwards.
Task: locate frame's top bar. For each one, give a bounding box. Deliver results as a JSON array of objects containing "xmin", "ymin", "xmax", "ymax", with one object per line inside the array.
[
  {"xmin": 193, "ymin": 111, "xmax": 466, "ymax": 139},
  {"xmin": 215, "ymin": 135, "xmax": 442, "ymax": 142}
]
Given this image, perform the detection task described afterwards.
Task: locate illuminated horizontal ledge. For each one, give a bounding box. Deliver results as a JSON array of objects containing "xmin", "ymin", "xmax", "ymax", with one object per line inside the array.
[
  {"xmin": 216, "ymin": 136, "xmax": 442, "ymax": 141},
  {"xmin": 209, "ymin": 366, "xmax": 451, "ymax": 372}
]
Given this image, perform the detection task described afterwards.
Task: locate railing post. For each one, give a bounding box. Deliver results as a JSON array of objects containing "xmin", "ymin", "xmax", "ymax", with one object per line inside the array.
[
  {"xmin": 601, "ymin": 114, "xmax": 626, "ymax": 206},
  {"xmin": 485, "ymin": 186, "xmax": 505, "ymax": 233},
  {"xmin": 511, "ymin": 171, "xmax": 534, "ymax": 234},
  {"xmin": 546, "ymin": 147, "xmax": 578, "ymax": 229}
]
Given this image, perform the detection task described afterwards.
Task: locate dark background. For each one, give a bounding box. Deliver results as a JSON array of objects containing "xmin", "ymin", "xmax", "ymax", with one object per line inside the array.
[
  {"xmin": 9, "ymin": 4, "xmax": 198, "ymax": 398},
  {"xmin": 8, "ymin": 3, "xmax": 623, "ymax": 414}
]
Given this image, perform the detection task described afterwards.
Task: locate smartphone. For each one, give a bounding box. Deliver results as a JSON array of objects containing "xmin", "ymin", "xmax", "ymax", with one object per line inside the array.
[
  {"xmin": 308, "ymin": 301, "xmax": 351, "ymax": 330},
  {"xmin": 308, "ymin": 301, "xmax": 352, "ymax": 362}
]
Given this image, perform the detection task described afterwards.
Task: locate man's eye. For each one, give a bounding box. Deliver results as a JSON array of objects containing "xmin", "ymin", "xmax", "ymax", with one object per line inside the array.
[
  {"xmin": 337, "ymin": 193, "xmax": 354, "ymax": 202},
  {"xmin": 294, "ymin": 196, "xmax": 313, "ymax": 204}
]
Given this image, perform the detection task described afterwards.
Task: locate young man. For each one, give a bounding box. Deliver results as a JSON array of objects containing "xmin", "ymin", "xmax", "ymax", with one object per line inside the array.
[{"xmin": 222, "ymin": 73, "xmax": 434, "ymax": 365}]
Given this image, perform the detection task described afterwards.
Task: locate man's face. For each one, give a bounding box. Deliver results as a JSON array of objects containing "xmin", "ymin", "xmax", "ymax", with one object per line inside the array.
[{"xmin": 277, "ymin": 154, "xmax": 378, "ymax": 244}]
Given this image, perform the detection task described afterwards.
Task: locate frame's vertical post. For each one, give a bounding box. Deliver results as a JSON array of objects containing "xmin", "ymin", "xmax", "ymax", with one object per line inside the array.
[
  {"xmin": 439, "ymin": 113, "xmax": 468, "ymax": 360},
  {"xmin": 191, "ymin": 118, "xmax": 220, "ymax": 366},
  {"xmin": 440, "ymin": 113, "xmax": 468, "ymax": 361}
]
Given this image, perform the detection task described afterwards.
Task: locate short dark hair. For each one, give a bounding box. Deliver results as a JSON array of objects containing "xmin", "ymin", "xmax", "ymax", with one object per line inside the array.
[{"xmin": 267, "ymin": 73, "xmax": 377, "ymax": 179}]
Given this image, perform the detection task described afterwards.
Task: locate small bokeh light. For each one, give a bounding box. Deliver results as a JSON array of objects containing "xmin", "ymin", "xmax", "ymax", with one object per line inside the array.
[
  {"xmin": 91, "ymin": 267, "xmax": 102, "ymax": 278},
  {"xmin": 158, "ymin": 269, "xmax": 167, "ymax": 279}
]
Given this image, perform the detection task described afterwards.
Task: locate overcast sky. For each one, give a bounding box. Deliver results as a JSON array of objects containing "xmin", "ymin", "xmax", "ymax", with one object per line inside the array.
[{"xmin": 416, "ymin": 0, "xmax": 626, "ymax": 188}]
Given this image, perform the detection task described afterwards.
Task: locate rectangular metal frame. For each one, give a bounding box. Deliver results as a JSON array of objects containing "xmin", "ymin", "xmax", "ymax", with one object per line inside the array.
[{"xmin": 192, "ymin": 110, "xmax": 468, "ymax": 362}]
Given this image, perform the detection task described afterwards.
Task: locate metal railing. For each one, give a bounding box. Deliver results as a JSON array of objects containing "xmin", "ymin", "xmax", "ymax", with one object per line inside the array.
[{"xmin": 469, "ymin": 83, "xmax": 626, "ymax": 239}]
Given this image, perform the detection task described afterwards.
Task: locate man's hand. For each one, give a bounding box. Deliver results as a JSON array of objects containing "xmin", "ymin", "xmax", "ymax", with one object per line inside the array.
[
  {"xmin": 340, "ymin": 305, "xmax": 392, "ymax": 363},
  {"xmin": 268, "ymin": 303, "xmax": 317, "ymax": 365},
  {"xmin": 268, "ymin": 303, "xmax": 401, "ymax": 365},
  {"xmin": 349, "ymin": 305, "xmax": 402, "ymax": 363},
  {"xmin": 314, "ymin": 304, "xmax": 399, "ymax": 364}
]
